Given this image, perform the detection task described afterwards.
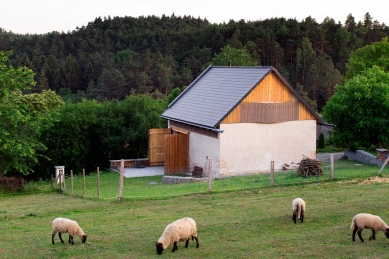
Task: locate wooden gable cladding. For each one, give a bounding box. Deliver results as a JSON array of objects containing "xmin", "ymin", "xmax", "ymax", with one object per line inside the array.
[
  {"xmin": 240, "ymin": 102, "xmax": 299, "ymax": 123},
  {"xmin": 221, "ymin": 71, "xmax": 315, "ymax": 124}
]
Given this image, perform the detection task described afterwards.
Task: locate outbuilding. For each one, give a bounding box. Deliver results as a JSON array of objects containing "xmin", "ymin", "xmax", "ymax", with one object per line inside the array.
[{"xmin": 155, "ymin": 65, "xmax": 324, "ymax": 177}]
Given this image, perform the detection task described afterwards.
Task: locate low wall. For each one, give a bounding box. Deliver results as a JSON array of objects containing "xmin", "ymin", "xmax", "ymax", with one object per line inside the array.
[
  {"xmin": 162, "ymin": 175, "xmax": 208, "ymax": 184},
  {"xmin": 109, "ymin": 158, "xmax": 149, "ymax": 171},
  {"xmin": 344, "ymin": 150, "xmax": 384, "ymax": 166}
]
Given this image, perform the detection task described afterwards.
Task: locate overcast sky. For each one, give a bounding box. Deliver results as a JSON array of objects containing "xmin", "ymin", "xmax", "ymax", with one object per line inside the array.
[{"xmin": 2, "ymin": 0, "xmax": 387, "ymax": 34}]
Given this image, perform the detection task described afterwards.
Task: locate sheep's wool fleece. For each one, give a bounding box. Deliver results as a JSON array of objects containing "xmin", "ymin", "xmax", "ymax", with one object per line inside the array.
[
  {"xmin": 158, "ymin": 217, "xmax": 197, "ymax": 249},
  {"xmin": 292, "ymin": 198, "xmax": 305, "ymax": 218},
  {"xmin": 351, "ymin": 213, "xmax": 388, "ymax": 230},
  {"xmin": 52, "ymin": 218, "xmax": 83, "ymax": 236}
]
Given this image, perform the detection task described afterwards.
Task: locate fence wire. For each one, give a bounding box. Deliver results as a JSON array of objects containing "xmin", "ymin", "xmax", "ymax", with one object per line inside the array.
[{"xmin": 47, "ymin": 158, "xmax": 389, "ymax": 200}]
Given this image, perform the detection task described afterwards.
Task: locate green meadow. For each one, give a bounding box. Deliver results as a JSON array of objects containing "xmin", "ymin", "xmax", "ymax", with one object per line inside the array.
[{"xmin": 1, "ymin": 158, "xmax": 389, "ymax": 258}]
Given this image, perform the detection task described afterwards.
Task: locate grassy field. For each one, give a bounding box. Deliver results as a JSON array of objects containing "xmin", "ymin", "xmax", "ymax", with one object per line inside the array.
[{"xmin": 1, "ymin": 158, "xmax": 389, "ymax": 258}]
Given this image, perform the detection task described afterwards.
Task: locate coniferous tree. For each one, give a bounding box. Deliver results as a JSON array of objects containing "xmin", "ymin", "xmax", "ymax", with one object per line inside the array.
[
  {"xmin": 45, "ymin": 55, "xmax": 60, "ymax": 91},
  {"xmin": 61, "ymin": 54, "xmax": 80, "ymax": 91},
  {"xmin": 33, "ymin": 69, "xmax": 49, "ymax": 93}
]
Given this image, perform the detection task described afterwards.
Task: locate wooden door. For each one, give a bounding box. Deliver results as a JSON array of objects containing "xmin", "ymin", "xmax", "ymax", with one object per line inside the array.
[
  {"xmin": 148, "ymin": 128, "xmax": 171, "ymax": 166},
  {"xmin": 164, "ymin": 133, "xmax": 189, "ymax": 175}
]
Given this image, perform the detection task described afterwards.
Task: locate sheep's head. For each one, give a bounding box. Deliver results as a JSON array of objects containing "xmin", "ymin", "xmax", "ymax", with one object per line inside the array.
[
  {"xmin": 156, "ymin": 242, "xmax": 164, "ymax": 255},
  {"xmin": 385, "ymin": 229, "xmax": 389, "ymax": 238},
  {"xmin": 82, "ymin": 235, "xmax": 87, "ymax": 243}
]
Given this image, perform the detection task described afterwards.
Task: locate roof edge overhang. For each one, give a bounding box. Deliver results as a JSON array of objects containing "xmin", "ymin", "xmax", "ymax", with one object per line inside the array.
[{"xmin": 160, "ymin": 116, "xmax": 224, "ymax": 133}]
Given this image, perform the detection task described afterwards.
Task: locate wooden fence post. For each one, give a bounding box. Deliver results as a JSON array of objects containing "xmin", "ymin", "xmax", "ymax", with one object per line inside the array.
[
  {"xmin": 330, "ymin": 154, "xmax": 334, "ymax": 179},
  {"xmin": 70, "ymin": 170, "xmax": 73, "ymax": 194},
  {"xmin": 270, "ymin": 161, "xmax": 274, "ymax": 186},
  {"xmin": 97, "ymin": 167, "xmax": 100, "ymax": 198},
  {"xmin": 378, "ymin": 156, "xmax": 389, "ymax": 174},
  {"xmin": 118, "ymin": 159, "xmax": 124, "ymax": 201},
  {"xmin": 82, "ymin": 169, "xmax": 86, "ymax": 196},
  {"xmin": 63, "ymin": 171, "xmax": 66, "ymax": 194},
  {"xmin": 208, "ymin": 158, "xmax": 212, "ymax": 192},
  {"xmin": 59, "ymin": 171, "xmax": 62, "ymax": 192}
]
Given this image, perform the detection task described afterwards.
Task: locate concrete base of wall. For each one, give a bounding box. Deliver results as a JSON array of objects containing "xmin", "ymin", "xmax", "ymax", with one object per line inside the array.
[{"xmin": 344, "ymin": 150, "xmax": 383, "ymax": 166}]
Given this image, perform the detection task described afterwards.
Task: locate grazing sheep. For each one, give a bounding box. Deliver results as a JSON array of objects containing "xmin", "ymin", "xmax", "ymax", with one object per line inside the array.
[
  {"xmin": 351, "ymin": 213, "xmax": 389, "ymax": 242},
  {"xmin": 52, "ymin": 217, "xmax": 87, "ymax": 245},
  {"xmin": 156, "ymin": 217, "xmax": 199, "ymax": 254},
  {"xmin": 292, "ymin": 198, "xmax": 305, "ymax": 223}
]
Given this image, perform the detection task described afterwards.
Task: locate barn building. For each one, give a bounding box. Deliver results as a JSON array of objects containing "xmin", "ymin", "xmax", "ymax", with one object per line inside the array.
[{"xmin": 153, "ymin": 65, "xmax": 324, "ymax": 177}]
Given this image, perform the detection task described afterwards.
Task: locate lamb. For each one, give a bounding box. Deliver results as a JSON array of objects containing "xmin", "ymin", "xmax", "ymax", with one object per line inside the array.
[
  {"xmin": 52, "ymin": 217, "xmax": 87, "ymax": 245},
  {"xmin": 351, "ymin": 213, "xmax": 389, "ymax": 242},
  {"xmin": 155, "ymin": 217, "xmax": 199, "ymax": 254},
  {"xmin": 292, "ymin": 198, "xmax": 305, "ymax": 223}
]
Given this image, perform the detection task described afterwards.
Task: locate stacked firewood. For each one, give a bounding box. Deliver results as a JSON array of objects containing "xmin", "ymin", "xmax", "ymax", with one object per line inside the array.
[{"xmin": 296, "ymin": 156, "xmax": 324, "ymax": 177}]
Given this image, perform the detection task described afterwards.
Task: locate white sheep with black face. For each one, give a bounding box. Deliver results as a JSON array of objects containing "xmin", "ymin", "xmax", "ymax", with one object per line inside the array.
[
  {"xmin": 292, "ymin": 198, "xmax": 306, "ymax": 223},
  {"xmin": 351, "ymin": 213, "xmax": 389, "ymax": 242},
  {"xmin": 155, "ymin": 217, "xmax": 199, "ymax": 254},
  {"xmin": 52, "ymin": 218, "xmax": 87, "ymax": 245}
]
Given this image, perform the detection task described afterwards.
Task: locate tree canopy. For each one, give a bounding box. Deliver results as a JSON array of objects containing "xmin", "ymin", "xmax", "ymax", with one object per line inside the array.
[
  {"xmin": 0, "ymin": 51, "xmax": 64, "ymax": 175},
  {"xmin": 323, "ymin": 66, "xmax": 389, "ymax": 148},
  {"xmin": 345, "ymin": 37, "xmax": 389, "ymax": 80},
  {"xmin": 211, "ymin": 45, "xmax": 257, "ymax": 66}
]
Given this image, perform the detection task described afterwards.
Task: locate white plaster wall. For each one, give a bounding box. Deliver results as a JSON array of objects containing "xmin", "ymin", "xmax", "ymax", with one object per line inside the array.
[
  {"xmin": 189, "ymin": 132, "xmax": 220, "ymax": 177},
  {"xmin": 219, "ymin": 121, "xmax": 316, "ymax": 176}
]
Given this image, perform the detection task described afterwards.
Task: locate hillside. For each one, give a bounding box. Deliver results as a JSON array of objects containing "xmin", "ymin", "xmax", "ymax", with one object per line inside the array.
[{"xmin": 1, "ymin": 13, "xmax": 388, "ymax": 110}]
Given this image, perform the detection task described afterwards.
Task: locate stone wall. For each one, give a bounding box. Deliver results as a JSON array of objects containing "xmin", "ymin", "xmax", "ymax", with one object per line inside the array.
[
  {"xmin": 344, "ymin": 150, "xmax": 384, "ymax": 166},
  {"xmin": 162, "ymin": 175, "xmax": 208, "ymax": 184}
]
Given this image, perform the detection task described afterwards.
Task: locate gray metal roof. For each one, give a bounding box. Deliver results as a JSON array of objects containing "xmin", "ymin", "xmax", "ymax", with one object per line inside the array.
[{"xmin": 161, "ymin": 65, "xmax": 323, "ymax": 131}]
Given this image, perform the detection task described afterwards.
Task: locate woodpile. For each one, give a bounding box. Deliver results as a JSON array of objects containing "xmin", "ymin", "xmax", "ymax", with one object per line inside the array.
[{"xmin": 296, "ymin": 156, "xmax": 324, "ymax": 177}]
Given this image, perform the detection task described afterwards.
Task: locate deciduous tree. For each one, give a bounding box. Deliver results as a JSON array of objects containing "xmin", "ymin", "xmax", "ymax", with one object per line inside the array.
[
  {"xmin": 345, "ymin": 37, "xmax": 389, "ymax": 80},
  {"xmin": 211, "ymin": 45, "xmax": 257, "ymax": 66},
  {"xmin": 323, "ymin": 66, "xmax": 389, "ymax": 148},
  {"xmin": 0, "ymin": 51, "xmax": 63, "ymax": 175}
]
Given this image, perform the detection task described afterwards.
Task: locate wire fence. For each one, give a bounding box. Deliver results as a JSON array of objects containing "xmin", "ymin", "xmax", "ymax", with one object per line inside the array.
[{"xmin": 47, "ymin": 155, "xmax": 389, "ymax": 201}]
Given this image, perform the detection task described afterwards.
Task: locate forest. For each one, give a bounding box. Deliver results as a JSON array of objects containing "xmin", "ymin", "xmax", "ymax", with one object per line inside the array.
[{"xmin": 1, "ymin": 12, "xmax": 388, "ymax": 111}]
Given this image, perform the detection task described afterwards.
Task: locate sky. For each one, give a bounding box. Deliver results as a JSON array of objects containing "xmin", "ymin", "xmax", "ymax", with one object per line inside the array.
[{"xmin": 1, "ymin": 0, "xmax": 388, "ymax": 35}]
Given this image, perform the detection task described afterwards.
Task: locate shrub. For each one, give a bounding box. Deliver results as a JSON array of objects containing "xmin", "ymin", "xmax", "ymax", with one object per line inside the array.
[{"xmin": 0, "ymin": 176, "xmax": 26, "ymax": 192}]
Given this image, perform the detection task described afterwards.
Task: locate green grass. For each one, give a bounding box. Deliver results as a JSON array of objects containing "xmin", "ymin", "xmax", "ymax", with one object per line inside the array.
[{"xmin": 1, "ymin": 159, "xmax": 389, "ymax": 258}]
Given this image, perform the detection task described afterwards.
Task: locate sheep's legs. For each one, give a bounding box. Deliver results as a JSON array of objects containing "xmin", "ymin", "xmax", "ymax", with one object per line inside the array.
[
  {"xmin": 58, "ymin": 232, "xmax": 65, "ymax": 243},
  {"xmin": 68, "ymin": 235, "xmax": 74, "ymax": 245},
  {"xmin": 357, "ymin": 229, "xmax": 365, "ymax": 242},
  {"xmin": 352, "ymin": 227, "xmax": 357, "ymax": 241},
  {"xmin": 51, "ymin": 231, "xmax": 57, "ymax": 244},
  {"xmin": 352, "ymin": 226, "xmax": 364, "ymax": 242},
  {"xmin": 193, "ymin": 236, "xmax": 199, "ymax": 248},
  {"xmin": 171, "ymin": 242, "xmax": 178, "ymax": 252},
  {"xmin": 300, "ymin": 208, "xmax": 304, "ymax": 223},
  {"xmin": 293, "ymin": 211, "xmax": 297, "ymax": 224},
  {"xmin": 185, "ymin": 239, "xmax": 189, "ymax": 248},
  {"xmin": 369, "ymin": 230, "xmax": 376, "ymax": 241}
]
